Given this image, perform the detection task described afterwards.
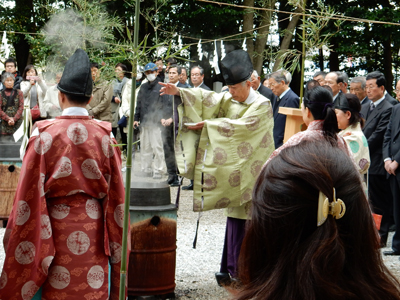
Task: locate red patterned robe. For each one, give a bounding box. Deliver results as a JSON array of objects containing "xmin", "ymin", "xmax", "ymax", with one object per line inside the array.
[{"xmin": 0, "ymin": 115, "xmax": 127, "ymax": 300}]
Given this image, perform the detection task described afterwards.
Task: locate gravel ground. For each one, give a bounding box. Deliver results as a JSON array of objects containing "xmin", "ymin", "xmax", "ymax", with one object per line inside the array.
[{"xmin": 0, "ymin": 151, "xmax": 399, "ymax": 299}]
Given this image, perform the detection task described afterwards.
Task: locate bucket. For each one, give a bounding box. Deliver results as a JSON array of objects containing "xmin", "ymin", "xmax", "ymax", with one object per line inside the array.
[
  {"xmin": 0, "ymin": 138, "xmax": 22, "ymax": 220},
  {"xmin": 128, "ymin": 181, "xmax": 177, "ymax": 297}
]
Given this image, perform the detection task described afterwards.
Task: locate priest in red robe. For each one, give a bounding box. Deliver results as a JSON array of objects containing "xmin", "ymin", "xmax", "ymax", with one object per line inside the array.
[{"xmin": 0, "ymin": 49, "xmax": 127, "ymax": 300}]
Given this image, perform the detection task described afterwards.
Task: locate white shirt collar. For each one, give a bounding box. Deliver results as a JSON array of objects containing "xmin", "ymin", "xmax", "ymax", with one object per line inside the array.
[
  {"xmin": 279, "ymin": 87, "xmax": 290, "ymax": 99},
  {"xmin": 62, "ymin": 107, "xmax": 89, "ymax": 116},
  {"xmin": 333, "ymin": 93, "xmax": 339, "ymax": 101},
  {"xmin": 231, "ymin": 87, "xmax": 257, "ymax": 105},
  {"xmin": 372, "ymin": 95, "xmax": 385, "ymax": 107},
  {"xmin": 193, "ymin": 81, "xmax": 204, "ymax": 88}
]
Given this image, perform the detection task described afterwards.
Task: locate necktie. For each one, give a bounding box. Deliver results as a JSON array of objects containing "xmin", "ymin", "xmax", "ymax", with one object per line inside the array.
[{"xmin": 370, "ymin": 102, "xmax": 375, "ymax": 112}]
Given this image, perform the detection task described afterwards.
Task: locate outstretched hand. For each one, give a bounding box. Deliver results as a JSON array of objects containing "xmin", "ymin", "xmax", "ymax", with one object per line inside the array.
[{"xmin": 159, "ymin": 82, "xmax": 180, "ymax": 96}]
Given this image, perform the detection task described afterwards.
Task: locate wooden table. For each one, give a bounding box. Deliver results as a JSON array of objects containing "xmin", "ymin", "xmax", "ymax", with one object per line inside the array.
[{"xmin": 278, "ymin": 107, "xmax": 307, "ymax": 143}]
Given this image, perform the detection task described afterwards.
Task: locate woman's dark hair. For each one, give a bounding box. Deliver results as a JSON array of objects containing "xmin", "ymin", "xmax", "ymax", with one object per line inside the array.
[
  {"xmin": 303, "ymin": 86, "xmax": 339, "ymax": 145},
  {"xmin": 305, "ymin": 79, "xmax": 320, "ymax": 91},
  {"xmin": 303, "ymin": 79, "xmax": 320, "ymax": 103},
  {"xmin": 115, "ymin": 63, "xmax": 127, "ymax": 72},
  {"xmin": 235, "ymin": 140, "xmax": 400, "ymax": 300},
  {"xmin": 22, "ymin": 64, "xmax": 38, "ymax": 81},
  {"xmin": 341, "ymin": 93, "xmax": 365, "ymax": 128}
]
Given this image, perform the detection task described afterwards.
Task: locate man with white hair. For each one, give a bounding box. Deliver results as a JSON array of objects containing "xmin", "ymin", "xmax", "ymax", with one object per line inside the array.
[
  {"xmin": 268, "ymin": 70, "xmax": 300, "ymax": 148},
  {"xmin": 250, "ymin": 70, "xmax": 276, "ymax": 108},
  {"xmin": 324, "ymin": 71, "xmax": 347, "ymax": 104},
  {"xmin": 350, "ymin": 76, "xmax": 369, "ymax": 105},
  {"xmin": 160, "ymin": 49, "xmax": 275, "ymax": 286}
]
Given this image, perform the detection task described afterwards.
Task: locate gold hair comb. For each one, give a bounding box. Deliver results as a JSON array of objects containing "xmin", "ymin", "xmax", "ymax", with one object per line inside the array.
[{"xmin": 317, "ymin": 188, "xmax": 346, "ymax": 227}]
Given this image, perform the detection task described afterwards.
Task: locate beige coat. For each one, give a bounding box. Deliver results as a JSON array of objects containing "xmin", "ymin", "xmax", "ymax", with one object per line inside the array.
[
  {"xmin": 87, "ymin": 80, "xmax": 113, "ymax": 122},
  {"xmin": 21, "ymin": 80, "xmax": 48, "ymax": 118}
]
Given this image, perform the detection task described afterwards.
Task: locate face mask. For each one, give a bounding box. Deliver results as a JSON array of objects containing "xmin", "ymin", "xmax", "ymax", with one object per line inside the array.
[
  {"xmin": 146, "ymin": 73, "xmax": 156, "ymax": 82},
  {"xmin": 136, "ymin": 72, "xmax": 143, "ymax": 80}
]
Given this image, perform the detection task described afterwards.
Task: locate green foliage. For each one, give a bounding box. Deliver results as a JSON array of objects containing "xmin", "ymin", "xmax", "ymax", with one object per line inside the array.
[{"xmin": 273, "ymin": 0, "xmax": 342, "ymax": 74}]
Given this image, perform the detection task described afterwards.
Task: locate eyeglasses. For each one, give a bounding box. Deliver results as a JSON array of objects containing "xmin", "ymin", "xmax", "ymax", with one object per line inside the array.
[{"xmin": 191, "ymin": 73, "xmax": 201, "ymax": 77}]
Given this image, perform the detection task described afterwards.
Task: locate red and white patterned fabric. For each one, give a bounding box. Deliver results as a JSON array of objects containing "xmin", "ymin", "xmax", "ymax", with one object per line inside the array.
[
  {"xmin": 0, "ymin": 115, "xmax": 127, "ymax": 300},
  {"xmin": 266, "ymin": 120, "xmax": 351, "ymax": 164}
]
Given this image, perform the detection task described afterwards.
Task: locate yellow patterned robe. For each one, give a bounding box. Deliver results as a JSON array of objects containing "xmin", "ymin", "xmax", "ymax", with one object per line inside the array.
[{"xmin": 175, "ymin": 88, "xmax": 275, "ymax": 219}]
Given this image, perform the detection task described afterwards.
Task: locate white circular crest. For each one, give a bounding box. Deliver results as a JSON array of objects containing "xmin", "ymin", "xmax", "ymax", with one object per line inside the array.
[
  {"xmin": 114, "ymin": 204, "xmax": 124, "ymax": 228},
  {"xmin": 15, "ymin": 200, "xmax": 30, "ymax": 226},
  {"xmin": 48, "ymin": 265, "xmax": 70, "ymax": 289},
  {"xmin": 50, "ymin": 204, "xmax": 70, "ymax": 220},
  {"xmin": 102, "ymin": 135, "xmax": 114, "ymax": 158},
  {"xmin": 67, "ymin": 122, "xmax": 88, "ymax": 145},
  {"xmin": 52, "ymin": 156, "xmax": 72, "ymax": 179},
  {"xmin": 38, "ymin": 173, "xmax": 46, "ymax": 197},
  {"xmin": 41, "ymin": 256, "xmax": 54, "ymax": 275},
  {"xmin": 87, "ymin": 265, "xmax": 105, "ymax": 289},
  {"xmin": 86, "ymin": 199, "xmax": 102, "ymax": 219},
  {"xmin": 40, "ymin": 215, "xmax": 52, "ymax": 240},
  {"xmin": 21, "ymin": 281, "xmax": 39, "ymax": 300},
  {"xmin": 0, "ymin": 271, "xmax": 7, "ymax": 289},
  {"xmin": 15, "ymin": 241, "xmax": 35, "ymax": 265},
  {"xmin": 67, "ymin": 231, "xmax": 90, "ymax": 255},
  {"xmin": 110, "ymin": 242, "xmax": 122, "ymax": 264},
  {"xmin": 81, "ymin": 159, "xmax": 102, "ymax": 180},
  {"xmin": 66, "ymin": 189, "xmax": 84, "ymax": 196},
  {"xmin": 34, "ymin": 132, "xmax": 52, "ymax": 155}
]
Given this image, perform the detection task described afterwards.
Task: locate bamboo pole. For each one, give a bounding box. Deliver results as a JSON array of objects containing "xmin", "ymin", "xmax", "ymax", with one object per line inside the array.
[{"xmin": 119, "ymin": 0, "xmax": 140, "ymax": 298}]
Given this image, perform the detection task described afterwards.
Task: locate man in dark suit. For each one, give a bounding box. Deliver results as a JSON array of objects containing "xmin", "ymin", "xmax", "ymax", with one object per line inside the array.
[
  {"xmin": 250, "ymin": 70, "xmax": 277, "ymax": 107},
  {"xmin": 383, "ymin": 97, "xmax": 400, "ymax": 255},
  {"xmin": 385, "ymin": 91, "xmax": 398, "ymax": 106},
  {"xmin": 181, "ymin": 65, "xmax": 211, "ymax": 191},
  {"xmin": 324, "ymin": 71, "xmax": 347, "ymax": 104},
  {"xmin": 179, "ymin": 67, "xmax": 189, "ymax": 86},
  {"xmin": 396, "ymin": 79, "xmax": 400, "ymax": 102},
  {"xmin": 362, "ymin": 70, "xmax": 394, "ymax": 248},
  {"xmin": 190, "ymin": 66, "xmax": 211, "ymax": 90},
  {"xmin": 268, "ymin": 70, "xmax": 299, "ymax": 148},
  {"xmin": 160, "ymin": 64, "xmax": 189, "ymax": 186},
  {"xmin": 313, "ymin": 71, "xmax": 327, "ymax": 86},
  {"xmin": 350, "ymin": 76, "xmax": 370, "ymax": 105}
]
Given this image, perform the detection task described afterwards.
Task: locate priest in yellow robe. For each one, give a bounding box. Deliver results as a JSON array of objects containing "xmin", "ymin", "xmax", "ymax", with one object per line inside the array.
[{"xmin": 160, "ymin": 50, "xmax": 275, "ymax": 285}]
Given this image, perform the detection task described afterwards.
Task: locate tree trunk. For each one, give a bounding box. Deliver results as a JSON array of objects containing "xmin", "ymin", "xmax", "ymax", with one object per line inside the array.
[
  {"xmin": 13, "ymin": 0, "xmax": 34, "ymax": 72},
  {"xmin": 253, "ymin": 0, "xmax": 276, "ymax": 74},
  {"xmin": 383, "ymin": 38, "xmax": 393, "ymax": 94},
  {"xmin": 243, "ymin": 0, "xmax": 255, "ymax": 61},
  {"xmin": 328, "ymin": 38, "xmax": 339, "ymax": 71},
  {"xmin": 318, "ymin": 48, "xmax": 324, "ymax": 70},
  {"xmin": 291, "ymin": 25, "xmax": 302, "ymax": 96},
  {"xmin": 273, "ymin": 5, "xmax": 302, "ymax": 71}
]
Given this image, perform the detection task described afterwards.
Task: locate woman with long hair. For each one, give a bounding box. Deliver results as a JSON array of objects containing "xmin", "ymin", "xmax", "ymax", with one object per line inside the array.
[
  {"xmin": 20, "ymin": 64, "xmax": 47, "ymax": 121},
  {"xmin": 335, "ymin": 93, "xmax": 370, "ymax": 175},
  {"xmin": 112, "ymin": 63, "xmax": 129, "ymax": 152},
  {"xmin": 235, "ymin": 140, "xmax": 400, "ymax": 300},
  {"xmin": 267, "ymin": 86, "xmax": 349, "ymax": 163}
]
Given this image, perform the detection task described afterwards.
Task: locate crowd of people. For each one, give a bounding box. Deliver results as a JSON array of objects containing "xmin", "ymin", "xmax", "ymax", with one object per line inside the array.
[{"xmin": 2, "ymin": 48, "xmax": 400, "ymax": 299}]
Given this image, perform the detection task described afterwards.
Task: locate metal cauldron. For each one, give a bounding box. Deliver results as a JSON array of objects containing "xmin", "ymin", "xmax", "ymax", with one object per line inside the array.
[{"xmin": 128, "ymin": 181, "xmax": 177, "ymax": 298}]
